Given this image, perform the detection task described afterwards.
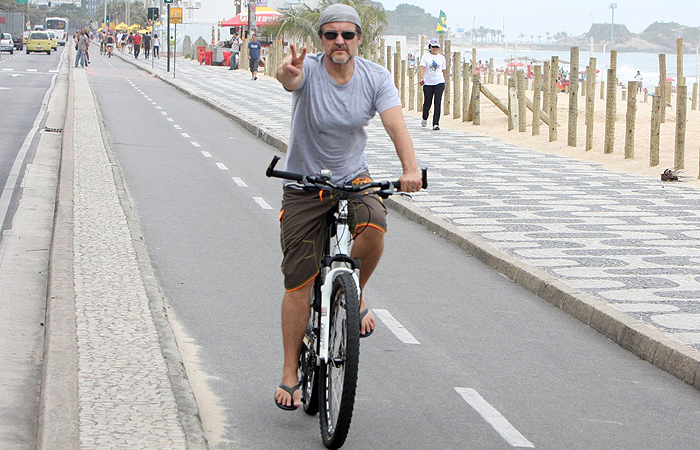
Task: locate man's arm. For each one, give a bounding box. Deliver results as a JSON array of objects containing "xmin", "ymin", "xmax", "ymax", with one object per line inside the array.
[
  {"xmin": 379, "ymin": 106, "xmax": 422, "ymax": 192},
  {"xmin": 277, "ymin": 43, "xmax": 306, "ymax": 91}
]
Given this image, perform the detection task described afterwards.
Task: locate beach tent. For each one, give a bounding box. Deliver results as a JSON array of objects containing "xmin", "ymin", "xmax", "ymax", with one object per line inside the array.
[
  {"xmin": 115, "ymin": 22, "xmax": 128, "ymax": 31},
  {"xmin": 219, "ymin": 6, "xmax": 282, "ymax": 28},
  {"xmin": 128, "ymin": 24, "xmax": 141, "ymax": 31}
]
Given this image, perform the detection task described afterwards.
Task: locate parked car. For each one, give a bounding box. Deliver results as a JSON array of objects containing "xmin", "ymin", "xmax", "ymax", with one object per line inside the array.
[
  {"xmin": 47, "ymin": 31, "xmax": 57, "ymax": 50},
  {"xmin": 0, "ymin": 33, "xmax": 14, "ymax": 54},
  {"xmin": 26, "ymin": 31, "xmax": 51, "ymax": 55}
]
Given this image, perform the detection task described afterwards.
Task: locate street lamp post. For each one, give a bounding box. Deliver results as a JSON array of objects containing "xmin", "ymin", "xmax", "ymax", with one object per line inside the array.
[{"xmin": 609, "ymin": 3, "xmax": 617, "ymax": 47}]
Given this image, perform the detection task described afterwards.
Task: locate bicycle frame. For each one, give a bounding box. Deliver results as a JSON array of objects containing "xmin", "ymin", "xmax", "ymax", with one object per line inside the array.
[{"xmin": 316, "ymin": 198, "xmax": 361, "ymax": 365}]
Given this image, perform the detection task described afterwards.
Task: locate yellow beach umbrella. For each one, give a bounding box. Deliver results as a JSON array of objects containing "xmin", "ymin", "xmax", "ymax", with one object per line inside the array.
[
  {"xmin": 115, "ymin": 22, "xmax": 128, "ymax": 31},
  {"xmin": 127, "ymin": 24, "xmax": 140, "ymax": 31}
]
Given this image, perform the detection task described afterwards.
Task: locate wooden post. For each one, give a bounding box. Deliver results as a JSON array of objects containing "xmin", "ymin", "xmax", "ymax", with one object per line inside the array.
[
  {"xmin": 517, "ymin": 70, "xmax": 526, "ymax": 132},
  {"xmin": 488, "ymin": 57, "xmax": 494, "ymax": 84},
  {"xmin": 497, "ymin": 73, "xmax": 501, "ymax": 85},
  {"xmin": 650, "ymin": 93, "xmax": 661, "ymax": 166},
  {"xmin": 677, "ymin": 38, "xmax": 684, "ymax": 87},
  {"xmin": 379, "ymin": 38, "xmax": 385, "ymax": 67},
  {"xmin": 581, "ymin": 73, "xmax": 586, "ymax": 97},
  {"xmin": 568, "ymin": 46, "xmax": 579, "ymax": 147},
  {"xmin": 439, "ymin": 34, "xmax": 444, "ymax": 50},
  {"xmin": 417, "ymin": 36, "xmax": 424, "ymax": 112},
  {"xmin": 462, "ymin": 62, "xmax": 470, "ymax": 122},
  {"xmin": 508, "ymin": 77, "xmax": 517, "ymax": 131},
  {"xmin": 472, "ymin": 74, "xmax": 481, "ymax": 125},
  {"xmin": 543, "ymin": 60, "xmax": 550, "ymax": 115},
  {"xmin": 644, "ymin": 90, "xmax": 649, "ymax": 103},
  {"xmin": 675, "ymin": 84, "xmax": 687, "ymax": 170},
  {"xmin": 453, "ymin": 51, "xmax": 461, "ymax": 119},
  {"xmin": 444, "ymin": 40, "xmax": 451, "ymax": 116},
  {"xmin": 659, "ymin": 54, "xmax": 666, "ymax": 122},
  {"xmin": 692, "ymin": 83, "xmax": 698, "ymax": 110},
  {"xmin": 472, "ymin": 48, "xmax": 477, "ymax": 69},
  {"xmin": 394, "ymin": 41, "xmax": 400, "ymax": 89},
  {"xmin": 625, "ymin": 81, "xmax": 637, "ymax": 159},
  {"xmin": 604, "ymin": 68, "xmax": 616, "ymax": 154},
  {"xmin": 386, "ymin": 45, "xmax": 392, "ymax": 74},
  {"xmin": 600, "ymin": 81, "xmax": 605, "ymax": 100},
  {"xmin": 481, "ymin": 84, "xmax": 510, "ymax": 116},
  {"xmin": 585, "ymin": 58, "xmax": 597, "ymax": 151},
  {"xmin": 549, "ymin": 56, "xmax": 559, "ymax": 141},
  {"xmin": 408, "ymin": 65, "xmax": 415, "ymax": 111},
  {"xmin": 533, "ymin": 65, "xmax": 541, "ymax": 135},
  {"xmin": 400, "ymin": 60, "xmax": 406, "ymax": 108},
  {"xmin": 622, "ymin": 90, "xmax": 627, "ymax": 101}
]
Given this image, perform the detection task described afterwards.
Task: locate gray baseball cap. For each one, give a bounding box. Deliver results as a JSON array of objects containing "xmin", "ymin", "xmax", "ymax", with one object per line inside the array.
[
  {"xmin": 429, "ymin": 38, "xmax": 440, "ymax": 48},
  {"xmin": 317, "ymin": 4, "xmax": 362, "ymax": 33}
]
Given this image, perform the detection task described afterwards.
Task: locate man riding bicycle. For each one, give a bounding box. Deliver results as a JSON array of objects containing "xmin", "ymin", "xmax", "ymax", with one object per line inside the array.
[{"xmin": 274, "ymin": 3, "xmax": 422, "ymax": 410}]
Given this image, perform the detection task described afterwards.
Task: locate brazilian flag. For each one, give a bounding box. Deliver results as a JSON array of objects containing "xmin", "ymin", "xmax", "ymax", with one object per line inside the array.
[{"xmin": 436, "ymin": 10, "xmax": 447, "ymax": 34}]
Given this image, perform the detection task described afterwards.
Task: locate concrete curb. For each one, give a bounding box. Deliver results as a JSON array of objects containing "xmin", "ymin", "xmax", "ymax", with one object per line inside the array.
[{"xmin": 117, "ymin": 55, "xmax": 700, "ymax": 390}]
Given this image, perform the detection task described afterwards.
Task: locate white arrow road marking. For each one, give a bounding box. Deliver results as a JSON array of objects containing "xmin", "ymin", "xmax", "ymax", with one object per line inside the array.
[
  {"xmin": 253, "ymin": 197, "xmax": 272, "ymax": 209},
  {"xmin": 455, "ymin": 388, "xmax": 534, "ymax": 448},
  {"xmin": 232, "ymin": 177, "xmax": 248, "ymax": 187},
  {"xmin": 372, "ymin": 309, "xmax": 420, "ymax": 344}
]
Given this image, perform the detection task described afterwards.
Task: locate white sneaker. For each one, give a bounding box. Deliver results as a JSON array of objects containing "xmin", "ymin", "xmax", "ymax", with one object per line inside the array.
[
  {"xmin": 421, "ymin": 119, "xmax": 427, "ymax": 128},
  {"xmin": 433, "ymin": 125, "xmax": 440, "ymax": 130}
]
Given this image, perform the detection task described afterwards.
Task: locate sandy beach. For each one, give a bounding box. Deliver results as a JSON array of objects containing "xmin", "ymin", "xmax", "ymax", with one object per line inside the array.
[{"xmin": 404, "ymin": 71, "xmax": 700, "ymax": 188}]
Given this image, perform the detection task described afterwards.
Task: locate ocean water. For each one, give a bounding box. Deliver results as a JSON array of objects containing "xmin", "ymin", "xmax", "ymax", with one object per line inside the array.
[{"xmin": 437, "ymin": 46, "xmax": 700, "ymax": 90}]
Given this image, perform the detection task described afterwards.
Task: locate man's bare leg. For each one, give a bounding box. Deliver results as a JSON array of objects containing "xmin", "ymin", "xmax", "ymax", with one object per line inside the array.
[
  {"xmin": 275, "ymin": 283, "xmax": 312, "ymax": 408},
  {"xmin": 351, "ymin": 226, "xmax": 384, "ymax": 335}
]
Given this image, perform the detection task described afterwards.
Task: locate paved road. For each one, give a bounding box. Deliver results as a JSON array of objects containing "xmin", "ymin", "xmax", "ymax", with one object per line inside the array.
[
  {"xmin": 0, "ymin": 48, "xmax": 63, "ymax": 235},
  {"xmin": 90, "ymin": 49, "xmax": 700, "ymax": 448}
]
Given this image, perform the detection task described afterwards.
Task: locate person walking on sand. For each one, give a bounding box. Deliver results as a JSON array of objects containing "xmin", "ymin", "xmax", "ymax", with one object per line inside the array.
[
  {"xmin": 248, "ymin": 34, "xmax": 262, "ymax": 80},
  {"xmin": 634, "ymin": 71, "xmax": 644, "ymax": 92},
  {"xmin": 419, "ymin": 38, "xmax": 446, "ymax": 130}
]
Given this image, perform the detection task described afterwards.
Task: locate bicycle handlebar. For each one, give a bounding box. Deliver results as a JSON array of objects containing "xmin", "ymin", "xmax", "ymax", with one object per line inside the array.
[{"xmin": 265, "ymin": 156, "xmax": 427, "ymax": 196}]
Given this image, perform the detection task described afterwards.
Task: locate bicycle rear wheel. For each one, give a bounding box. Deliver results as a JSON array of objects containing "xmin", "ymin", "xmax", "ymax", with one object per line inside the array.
[{"xmin": 319, "ymin": 273, "xmax": 360, "ymax": 449}]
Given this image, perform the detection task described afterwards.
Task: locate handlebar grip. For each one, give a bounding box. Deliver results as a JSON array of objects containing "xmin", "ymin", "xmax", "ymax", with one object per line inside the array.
[
  {"xmin": 265, "ymin": 155, "xmax": 304, "ymax": 182},
  {"xmin": 392, "ymin": 168, "xmax": 428, "ymax": 191}
]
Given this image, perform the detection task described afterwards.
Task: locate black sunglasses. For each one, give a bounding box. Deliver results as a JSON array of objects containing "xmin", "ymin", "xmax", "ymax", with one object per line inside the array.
[{"xmin": 322, "ymin": 30, "xmax": 357, "ymax": 41}]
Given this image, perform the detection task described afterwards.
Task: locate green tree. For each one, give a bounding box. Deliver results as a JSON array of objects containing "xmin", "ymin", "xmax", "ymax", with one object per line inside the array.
[{"xmin": 267, "ymin": 0, "xmax": 388, "ymax": 54}]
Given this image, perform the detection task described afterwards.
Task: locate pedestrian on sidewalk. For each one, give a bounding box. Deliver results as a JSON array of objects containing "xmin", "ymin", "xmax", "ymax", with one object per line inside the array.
[
  {"xmin": 143, "ymin": 32, "xmax": 151, "ymax": 59},
  {"xmin": 127, "ymin": 32, "xmax": 133, "ymax": 54},
  {"xmin": 74, "ymin": 31, "xmax": 88, "ymax": 68},
  {"xmin": 272, "ymin": 2, "xmax": 422, "ymax": 410},
  {"xmin": 419, "ymin": 38, "xmax": 446, "ymax": 131},
  {"xmin": 152, "ymin": 34, "xmax": 160, "ymax": 59},
  {"xmin": 248, "ymin": 34, "xmax": 262, "ymax": 80},
  {"xmin": 229, "ymin": 32, "xmax": 242, "ymax": 70},
  {"xmin": 132, "ymin": 32, "xmax": 142, "ymax": 59}
]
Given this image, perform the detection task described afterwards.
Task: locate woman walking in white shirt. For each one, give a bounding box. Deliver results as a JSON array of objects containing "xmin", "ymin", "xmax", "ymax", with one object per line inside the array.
[{"xmin": 419, "ymin": 38, "xmax": 447, "ymax": 130}]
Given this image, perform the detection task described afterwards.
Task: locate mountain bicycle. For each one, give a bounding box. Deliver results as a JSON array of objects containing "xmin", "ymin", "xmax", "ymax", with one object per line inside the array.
[{"xmin": 266, "ymin": 156, "xmax": 427, "ymax": 448}]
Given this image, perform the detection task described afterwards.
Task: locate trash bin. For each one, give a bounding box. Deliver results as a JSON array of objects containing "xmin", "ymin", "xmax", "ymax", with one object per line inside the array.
[
  {"xmin": 204, "ymin": 50, "xmax": 213, "ymax": 65},
  {"xmin": 197, "ymin": 46, "xmax": 206, "ymax": 64},
  {"xmin": 223, "ymin": 51, "xmax": 232, "ymax": 67}
]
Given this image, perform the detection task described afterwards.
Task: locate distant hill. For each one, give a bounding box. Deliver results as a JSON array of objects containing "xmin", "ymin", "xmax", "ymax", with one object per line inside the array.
[
  {"xmin": 561, "ymin": 22, "xmax": 700, "ymax": 52},
  {"xmin": 385, "ymin": 4, "xmax": 438, "ymax": 38}
]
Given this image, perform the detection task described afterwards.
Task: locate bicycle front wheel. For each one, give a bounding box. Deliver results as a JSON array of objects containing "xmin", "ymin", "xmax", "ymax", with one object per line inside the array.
[
  {"xmin": 300, "ymin": 310, "xmax": 320, "ymax": 415},
  {"xmin": 319, "ymin": 273, "xmax": 360, "ymax": 449}
]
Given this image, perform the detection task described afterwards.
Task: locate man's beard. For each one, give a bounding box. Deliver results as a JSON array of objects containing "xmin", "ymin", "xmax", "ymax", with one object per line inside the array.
[{"xmin": 330, "ymin": 46, "xmax": 353, "ymax": 64}]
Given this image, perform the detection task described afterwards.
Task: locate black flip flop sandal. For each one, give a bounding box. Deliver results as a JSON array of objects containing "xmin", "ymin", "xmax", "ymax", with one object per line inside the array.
[
  {"xmin": 274, "ymin": 382, "xmax": 302, "ymax": 411},
  {"xmin": 360, "ymin": 307, "xmax": 374, "ymax": 338}
]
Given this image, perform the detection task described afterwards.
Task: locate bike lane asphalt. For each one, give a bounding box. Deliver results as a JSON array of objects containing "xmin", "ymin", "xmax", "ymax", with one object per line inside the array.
[{"xmin": 113, "ymin": 49, "xmax": 700, "ymax": 390}]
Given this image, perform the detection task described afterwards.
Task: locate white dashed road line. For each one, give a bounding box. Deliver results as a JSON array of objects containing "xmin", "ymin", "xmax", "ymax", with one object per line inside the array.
[
  {"xmin": 190, "ymin": 141, "xmax": 201, "ymax": 147},
  {"xmin": 181, "ymin": 133, "xmax": 190, "ymax": 138},
  {"xmin": 201, "ymin": 151, "xmax": 212, "ymax": 158},
  {"xmin": 454, "ymin": 388, "xmax": 534, "ymax": 448},
  {"xmin": 372, "ymin": 309, "xmax": 420, "ymax": 344},
  {"xmin": 173, "ymin": 124, "xmax": 181, "ymax": 129},
  {"xmin": 253, "ymin": 197, "xmax": 272, "ymax": 209},
  {"xmin": 232, "ymin": 177, "xmax": 248, "ymax": 187},
  {"xmin": 167, "ymin": 118, "xmax": 174, "ymax": 122},
  {"xmin": 26, "ymin": 69, "xmax": 37, "ymax": 72},
  {"xmin": 156, "ymin": 106, "xmax": 162, "ymax": 109},
  {"xmin": 216, "ymin": 163, "xmax": 228, "ymax": 170},
  {"xmin": 161, "ymin": 111, "xmax": 168, "ymax": 115}
]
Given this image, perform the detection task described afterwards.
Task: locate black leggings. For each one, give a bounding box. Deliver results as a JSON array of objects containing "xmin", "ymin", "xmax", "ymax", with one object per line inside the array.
[{"xmin": 422, "ymin": 83, "xmax": 445, "ymax": 126}]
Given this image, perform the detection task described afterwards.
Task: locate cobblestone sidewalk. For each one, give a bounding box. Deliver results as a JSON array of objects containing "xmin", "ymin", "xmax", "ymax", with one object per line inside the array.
[{"xmin": 115, "ymin": 52, "xmax": 700, "ymax": 381}]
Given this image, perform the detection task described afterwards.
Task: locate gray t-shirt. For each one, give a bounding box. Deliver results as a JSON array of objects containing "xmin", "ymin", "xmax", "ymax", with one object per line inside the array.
[{"xmin": 284, "ymin": 53, "xmax": 401, "ymax": 184}]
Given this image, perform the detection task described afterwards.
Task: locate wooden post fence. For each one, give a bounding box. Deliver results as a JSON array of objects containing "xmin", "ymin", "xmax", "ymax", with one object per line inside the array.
[
  {"xmin": 693, "ymin": 83, "xmax": 699, "ymax": 110},
  {"xmin": 549, "ymin": 56, "xmax": 559, "ymax": 142},
  {"xmin": 417, "ymin": 36, "xmax": 424, "ymax": 112},
  {"xmin": 543, "ymin": 60, "xmax": 550, "ymax": 114},
  {"xmin": 472, "ymin": 74, "xmax": 481, "ymax": 125},
  {"xmin": 650, "ymin": 93, "xmax": 662, "ymax": 166},
  {"xmin": 533, "ymin": 65, "xmax": 541, "ymax": 135},
  {"xmin": 444, "ymin": 40, "xmax": 451, "ymax": 116},
  {"xmin": 379, "ymin": 38, "xmax": 385, "ymax": 67},
  {"xmin": 488, "ymin": 57, "xmax": 494, "ymax": 84},
  {"xmin": 462, "ymin": 62, "xmax": 470, "ymax": 122},
  {"xmin": 517, "ymin": 70, "xmax": 527, "ymax": 132},
  {"xmin": 568, "ymin": 46, "xmax": 579, "ymax": 147},
  {"xmin": 585, "ymin": 57, "xmax": 597, "ymax": 151},
  {"xmin": 453, "ymin": 51, "xmax": 461, "ymax": 119},
  {"xmin": 400, "ymin": 60, "xmax": 406, "ymax": 108},
  {"xmin": 408, "ymin": 65, "xmax": 415, "ymax": 111},
  {"xmin": 386, "ymin": 44, "xmax": 391, "ymax": 74},
  {"xmin": 625, "ymin": 81, "xmax": 637, "ymax": 159},
  {"xmin": 677, "ymin": 38, "xmax": 684, "ymax": 87},
  {"xmin": 508, "ymin": 76, "xmax": 517, "ymax": 131},
  {"xmin": 604, "ymin": 68, "xmax": 616, "ymax": 154},
  {"xmin": 394, "ymin": 41, "xmax": 401, "ymax": 89},
  {"xmin": 659, "ymin": 54, "xmax": 666, "ymax": 122},
  {"xmin": 675, "ymin": 85, "xmax": 687, "ymax": 170}
]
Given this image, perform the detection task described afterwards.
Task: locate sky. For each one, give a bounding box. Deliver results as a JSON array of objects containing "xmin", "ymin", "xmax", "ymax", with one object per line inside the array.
[{"xmin": 197, "ymin": 1, "xmax": 700, "ymax": 41}]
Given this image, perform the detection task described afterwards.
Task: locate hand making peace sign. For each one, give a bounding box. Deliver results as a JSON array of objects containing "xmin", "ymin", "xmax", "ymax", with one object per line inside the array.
[{"xmin": 281, "ymin": 44, "xmax": 307, "ymax": 78}]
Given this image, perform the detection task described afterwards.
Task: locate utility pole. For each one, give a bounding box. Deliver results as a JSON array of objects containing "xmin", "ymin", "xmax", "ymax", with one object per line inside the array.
[{"xmin": 609, "ymin": 3, "xmax": 617, "ymax": 47}]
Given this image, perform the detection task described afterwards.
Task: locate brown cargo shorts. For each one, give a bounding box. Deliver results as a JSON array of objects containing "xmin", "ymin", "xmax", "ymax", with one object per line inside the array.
[{"xmin": 279, "ymin": 175, "xmax": 387, "ymax": 292}]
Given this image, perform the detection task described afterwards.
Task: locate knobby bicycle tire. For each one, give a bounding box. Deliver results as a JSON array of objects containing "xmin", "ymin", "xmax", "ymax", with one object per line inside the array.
[
  {"xmin": 319, "ymin": 273, "xmax": 360, "ymax": 449},
  {"xmin": 300, "ymin": 309, "xmax": 320, "ymax": 416}
]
